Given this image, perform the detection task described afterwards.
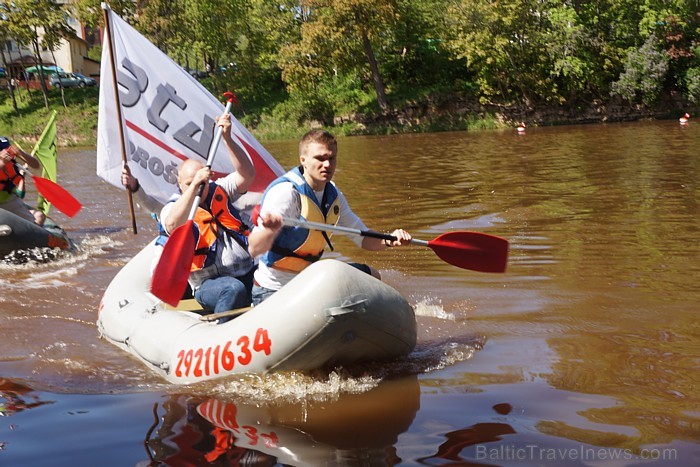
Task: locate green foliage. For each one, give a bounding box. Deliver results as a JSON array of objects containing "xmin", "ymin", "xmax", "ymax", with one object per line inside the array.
[
  {"xmin": 87, "ymin": 45, "xmax": 102, "ymax": 62},
  {"xmin": 71, "ymin": 0, "xmax": 136, "ymax": 27},
  {"xmin": 441, "ymin": 0, "xmax": 557, "ymax": 105},
  {"xmin": 611, "ymin": 35, "xmax": 670, "ymax": 105},
  {"xmin": 0, "ymin": 87, "xmax": 99, "ymax": 146},
  {"xmin": 3, "ymin": 0, "xmax": 699, "ymax": 144},
  {"xmin": 685, "ymin": 66, "xmax": 700, "ymax": 104}
]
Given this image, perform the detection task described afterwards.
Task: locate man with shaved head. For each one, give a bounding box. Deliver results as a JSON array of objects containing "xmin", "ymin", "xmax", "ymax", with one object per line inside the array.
[{"xmin": 158, "ymin": 114, "xmax": 256, "ymax": 321}]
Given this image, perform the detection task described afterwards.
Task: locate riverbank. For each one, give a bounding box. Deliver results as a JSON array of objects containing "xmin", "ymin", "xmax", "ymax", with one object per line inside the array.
[
  {"xmin": 1, "ymin": 87, "xmax": 695, "ymax": 149},
  {"xmin": 0, "ymin": 87, "xmax": 100, "ymax": 149}
]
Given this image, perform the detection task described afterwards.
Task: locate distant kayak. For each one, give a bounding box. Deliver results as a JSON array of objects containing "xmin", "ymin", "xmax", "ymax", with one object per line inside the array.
[
  {"xmin": 0, "ymin": 209, "xmax": 72, "ymax": 258},
  {"xmin": 97, "ymin": 241, "xmax": 417, "ymax": 384}
]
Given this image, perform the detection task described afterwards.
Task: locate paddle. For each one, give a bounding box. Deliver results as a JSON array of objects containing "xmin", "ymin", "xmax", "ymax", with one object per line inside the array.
[
  {"xmin": 5, "ymin": 147, "xmax": 82, "ymax": 218},
  {"xmin": 150, "ymin": 92, "xmax": 236, "ymax": 306},
  {"xmin": 29, "ymin": 172, "xmax": 82, "ymax": 217},
  {"xmin": 282, "ymin": 217, "xmax": 509, "ymax": 273},
  {"xmin": 199, "ymin": 306, "xmax": 252, "ymax": 322}
]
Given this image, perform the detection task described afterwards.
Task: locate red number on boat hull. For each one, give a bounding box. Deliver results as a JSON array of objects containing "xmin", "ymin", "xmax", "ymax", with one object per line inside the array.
[{"xmin": 173, "ymin": 328, "xmax": 272, "ymax": 379}]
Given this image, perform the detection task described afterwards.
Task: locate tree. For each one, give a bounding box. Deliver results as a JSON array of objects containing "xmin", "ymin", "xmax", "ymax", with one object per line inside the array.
[
  {"xmin": 442, "ymin": 0, "xmax": 555, "ymax": 106},
  {"xmin": 136, "ymin": 0, "xmax": 188, "ymax": 55},
  {"xmin": 27, "ymin": 1, "xmax": 74, "ymax": 109},
  {"xmin": 71, "ymin": 0, "xmax": 135, "ymax": 28},
  {"xmin": 0, "ymin": 13, "xmax": 20, "ymax": 113},
  {"xmin": 227, "ymin": 0, "xmax": 297, "ymax": 101},
  {"xmin": 280, "ymin": 0, "xmax": 398, "ymax": 111},
  {"xmin": 387, "ymin": 0, "xmax": 465, "ymax": 92},
  {"xmin": 2, "ymin": 0, "xmax": 51, "ymax": 108},
  {"xmin": 611, "ymin": 35, "xmax": 670, "ymax": 105}
]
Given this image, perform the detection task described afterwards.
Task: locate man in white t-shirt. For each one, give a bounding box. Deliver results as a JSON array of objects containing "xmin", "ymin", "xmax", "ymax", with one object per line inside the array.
[
  {"xmin": 248, "ymin": 129, "xmax": 412, "ymax": 305},
  {"xmin": 157, "ymin": 114, "xmax": 256, "ymax": 320}
]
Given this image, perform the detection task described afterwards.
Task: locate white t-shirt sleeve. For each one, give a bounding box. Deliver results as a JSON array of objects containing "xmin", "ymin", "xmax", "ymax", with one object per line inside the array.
[
  {"xmin": 215, "ymin": 173, "xmax": 241, "ymax": 200},
  {"xmin": 256, "ymin": 182, "xmax": 300, "ymax": 224},
  {"xmin": 159, "ymin": 201, "xmax": 175, "ymax": 234}
]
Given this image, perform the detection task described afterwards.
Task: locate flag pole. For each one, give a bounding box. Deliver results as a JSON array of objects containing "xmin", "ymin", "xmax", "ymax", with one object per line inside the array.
[{"xmin": 102, "ymin": 2, "xmax": 137, "ymax": 234}]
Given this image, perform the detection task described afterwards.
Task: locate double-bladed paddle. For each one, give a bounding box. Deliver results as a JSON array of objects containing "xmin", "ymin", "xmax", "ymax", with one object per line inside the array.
[
  {"xmin": 282, "ymin": 217, "xmax": 509, "ymax": 273},
  {"xmin": 150, "ymin": 92, "xmax": 236, "ymax": 306}
]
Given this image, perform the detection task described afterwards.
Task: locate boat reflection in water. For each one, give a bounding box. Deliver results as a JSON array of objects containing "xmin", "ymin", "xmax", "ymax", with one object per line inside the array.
[
  {"xmin": 0, "ymin": 379, "xmax": 53, "ymax": 417},
  {"xmin": 142, "ymin": 376, "xmax": 420, "ymax": 465}
]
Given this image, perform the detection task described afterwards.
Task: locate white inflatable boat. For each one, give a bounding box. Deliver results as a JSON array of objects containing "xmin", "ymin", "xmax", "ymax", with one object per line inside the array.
[{"xmin": 97, "ymin": 241, "xmax": 417, "ymax": 384}]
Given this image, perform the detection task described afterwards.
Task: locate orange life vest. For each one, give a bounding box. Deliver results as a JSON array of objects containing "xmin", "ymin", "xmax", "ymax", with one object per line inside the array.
[
  {"xmin": 260, "ymin": 167, "xmax": 340, "ymax": 273},
  {"xmin": 0, "ymin": 159, "xmax": 24, "ymax": 195},
  {"xmin": 190, "ymin": 183, "xmax": 249, "ymax": 272}
]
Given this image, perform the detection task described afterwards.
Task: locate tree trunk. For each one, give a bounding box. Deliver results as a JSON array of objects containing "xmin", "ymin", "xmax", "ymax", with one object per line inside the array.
[
  {"xmin": 31, "ymin": 35, "xmax": 50, "ymax": 109},
  {"xmin": 0, "ymin": 48, "xmax": 18, "ymax": 113},
  {"xmin": 50, "ymin": 48, "xmax": 67, "ymax": 108},
  {"xmin": 362, "ymin": 32, "xmax": 389, "ymax": 111}
]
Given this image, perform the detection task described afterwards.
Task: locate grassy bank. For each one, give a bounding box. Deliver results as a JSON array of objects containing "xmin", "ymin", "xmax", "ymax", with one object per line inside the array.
[
  {"xmin": 1, "ymin": 86, "xmax": 509, "ymax": 149},
  {"xmin": 0, "ymin": 87, "xmax": 100, "ymax": 148},
  {"xmin": 3, "ymin": 85, "xmax": 691, "ymax": 151}
]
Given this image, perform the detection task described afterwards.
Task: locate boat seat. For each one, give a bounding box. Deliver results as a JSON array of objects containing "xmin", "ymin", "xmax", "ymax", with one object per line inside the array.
[{"xmin": 163, "ymin": 299, "xmax": 204, "ymax": 312}]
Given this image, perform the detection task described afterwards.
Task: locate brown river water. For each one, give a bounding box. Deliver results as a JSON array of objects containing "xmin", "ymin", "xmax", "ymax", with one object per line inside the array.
[{"xmin": 1, "ymin": 120, "xmax": 698, "ymax": 465}]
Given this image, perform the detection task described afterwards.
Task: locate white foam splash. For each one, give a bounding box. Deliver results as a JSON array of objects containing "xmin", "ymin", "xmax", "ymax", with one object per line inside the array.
[
  {"xmin": 412, "ymin": 297, "xmax": 456, "ymax": 321},
  {"xmin": 211, "ymin": 370, "xmax": 382, "ymax": 403},
  {"xmin": 0, "ymin": 235, "xmax": 124, "ymax": 292}
]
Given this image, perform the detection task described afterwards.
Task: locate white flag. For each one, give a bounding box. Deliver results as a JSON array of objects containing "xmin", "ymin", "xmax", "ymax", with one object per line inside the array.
[{"xmin": 96, "ymin": 7, "xmax": 284, "ymax": 206}]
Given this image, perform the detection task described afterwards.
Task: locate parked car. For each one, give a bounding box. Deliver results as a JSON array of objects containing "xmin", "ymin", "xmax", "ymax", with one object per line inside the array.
[
  {"xmin": 188, "ymin": 69, "xmax": 208, "ymax": 79},
  {"xmin": 49, "ymin": 72, "xmax": 96, "ymax": 88},
  {"xmin": 73, "ymin": 72, "xmax": 97, "ymax": 86}
]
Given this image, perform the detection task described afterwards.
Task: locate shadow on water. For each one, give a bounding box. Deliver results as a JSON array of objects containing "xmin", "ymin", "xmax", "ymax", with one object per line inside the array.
[{"xmin": 416, "ymin": 403, "xmax": 517, "ymax": 465}]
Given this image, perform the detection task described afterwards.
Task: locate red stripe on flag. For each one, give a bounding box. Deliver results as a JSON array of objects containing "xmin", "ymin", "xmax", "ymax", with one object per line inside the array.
[
  {"xmin": 125, "ymin": 119, "xmax": 189, "ymax": 161},
  {"xmin": 238, "ymin": 138, "xmax": 279, "ymax": 191},
  {"xmin": 125, "ymin": 119, "xmax": 229, "ymax": 179}
]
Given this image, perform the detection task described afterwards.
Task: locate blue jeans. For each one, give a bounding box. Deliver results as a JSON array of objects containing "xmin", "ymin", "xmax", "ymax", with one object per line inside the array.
[
  {"xmin": 252, "ymin": 284, "xmax": 277, "ymax": 306},
  {"xmin": 194, "ymin": 269, "xmax": 254, "ymax": 323}
]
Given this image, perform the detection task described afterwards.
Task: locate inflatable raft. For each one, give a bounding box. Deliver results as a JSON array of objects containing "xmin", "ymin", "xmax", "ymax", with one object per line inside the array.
[
  {"xmin": 97, "ymin": 241, "xmax": 417, "ymax": 384},
  {"xmin": 0, "ymin": 209, "xmax": 72, "ymax": 258}
]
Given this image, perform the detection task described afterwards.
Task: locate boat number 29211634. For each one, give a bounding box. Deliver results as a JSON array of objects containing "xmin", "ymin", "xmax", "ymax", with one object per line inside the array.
[{"xmin": 174, "ymin": 328, "xmax": 272, "ymax": 378}]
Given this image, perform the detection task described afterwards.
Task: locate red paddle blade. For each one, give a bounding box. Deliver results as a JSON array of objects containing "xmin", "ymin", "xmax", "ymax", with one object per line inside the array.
[
  {"xmin": 428, "ymin": 231, "xmax": 509, "ymax": 273},
  {"xmin": 150, "ymin": 221, "xmax": 196, "ymax": 306},
  {"xmin": 31, "ymin": 175, "xmax": 82, "ymax": 217}
]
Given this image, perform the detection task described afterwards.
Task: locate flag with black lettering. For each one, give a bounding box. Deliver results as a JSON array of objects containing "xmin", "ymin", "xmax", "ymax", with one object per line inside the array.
[{"xmin": 96, "ymin": 6, "xmax": 284, "ymax": 206}]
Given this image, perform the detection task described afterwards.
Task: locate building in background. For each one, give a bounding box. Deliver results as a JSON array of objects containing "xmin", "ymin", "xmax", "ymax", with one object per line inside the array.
[{"xmin": 3, "ymin": 12, "xmax": 101, "ymax": 83}]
